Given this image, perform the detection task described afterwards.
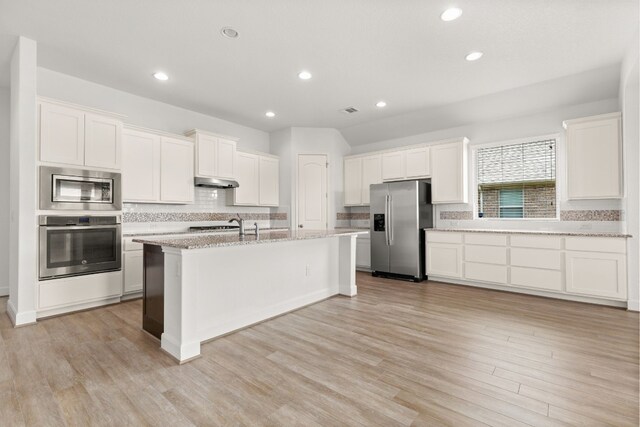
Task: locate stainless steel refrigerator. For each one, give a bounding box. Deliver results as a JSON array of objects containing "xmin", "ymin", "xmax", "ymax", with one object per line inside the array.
[{"xmin": 370, "ymin": 180, "xmax": 433, "ymax": 282}]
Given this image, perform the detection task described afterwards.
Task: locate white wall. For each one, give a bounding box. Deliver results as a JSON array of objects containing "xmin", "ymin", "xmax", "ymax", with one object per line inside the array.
[
  {"xmin": 348, "ymin": 97, "xmax": 623, "ymax": 233},
  {"xmin": 620, "ymin": 31, "xmax": 640, "ymax": 311},
  {"xmin": 0, "ymin": 87, "xmax": 10, "ymax": 296},
  {"xmin": 270, "ymin": 127, "xmax": 350, "ymax": 230},
  {"xmin": 37, "ymin": 68, "xmax": 269, "ymax": 153}
]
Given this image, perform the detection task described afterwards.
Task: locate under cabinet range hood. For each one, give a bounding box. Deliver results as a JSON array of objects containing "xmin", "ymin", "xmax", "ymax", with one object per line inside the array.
[{"xmin": 194, "ymin": 177, "xmax": 239, "ymax": 188}]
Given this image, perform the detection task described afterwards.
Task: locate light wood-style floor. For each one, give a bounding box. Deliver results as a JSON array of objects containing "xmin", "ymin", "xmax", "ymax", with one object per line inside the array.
[{"xmin": 0, "ymin": 273, "xmax": 638, "ymax": 426}]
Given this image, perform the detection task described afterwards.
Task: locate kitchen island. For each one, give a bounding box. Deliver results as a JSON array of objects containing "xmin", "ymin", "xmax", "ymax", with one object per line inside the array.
[{"xmin": 134, "ymin": 229, "xmax": 366, "ymax": 363}]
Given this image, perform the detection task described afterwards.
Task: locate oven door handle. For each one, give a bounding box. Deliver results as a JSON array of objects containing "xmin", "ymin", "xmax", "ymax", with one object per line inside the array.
[{"xmin": 41, "ymin": 225, "xmax": 121, "ymax": 230}]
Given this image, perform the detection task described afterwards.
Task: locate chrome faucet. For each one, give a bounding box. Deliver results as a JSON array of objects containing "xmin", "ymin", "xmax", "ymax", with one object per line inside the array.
[
  {"xmin": 254, "ymin": 222, "xmax": 260, "ymax": 238},
  {"xmin": 228, "ymin": 216, "xmax": 245, "ymax": 236}
]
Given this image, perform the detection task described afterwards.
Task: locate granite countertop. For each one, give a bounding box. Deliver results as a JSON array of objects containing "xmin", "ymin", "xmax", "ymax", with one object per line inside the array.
[
  {"xmin": 124, "ymin": 227, "xmax": 290, "ymax": 237},
  {"xmin": 425, "ymin": 228, "xmax": 631, "ymax": 238},
  {"xmin": 133, "ymin": 229, "xmax": 368, "ymax": 249}
]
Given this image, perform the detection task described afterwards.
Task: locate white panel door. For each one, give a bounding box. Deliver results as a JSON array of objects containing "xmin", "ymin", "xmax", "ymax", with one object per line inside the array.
[
  {"xmin": 426, "ymin": 243, "xmax": 462, "ymax": 278},
  {"xmin": 160, "ymin": 137, "xmax": 194, "ymax": 203},
  {"xmin": 40, "ymin": 102, "xmax": 85, "ymax": 166},
  {"xmin": 565, "ymin": 251, "xmax": 627, "ymax": 299},
  {"xmin": 122, "ymin": 130, "xmax": 160, "ymax": 202},
  {"xmin": 217, "ymin": 138, "xmax": 236, "ymax": 179},
  {"xmin": 404, "ymin": 147, "xmax": 430, "ymax": 178},
  {"xmin": 344, "ymin": 157, "xmax": 362, "ymax": 206},
  {"xmin": 566, "ymin": 116, "xmax": 622, "ymax": 199},
  {"xmin": 84, "ymin": 114, "xmax": 122, "ymax": 170},
  {"xmin": 356, "ymin": 236, "xmax": 371, "ymax": 270},
  {"xmin": 234, "ymin": 152, "xmax": 260, "ymax": 205},
  {"xmin": 196, "ymin": 133, "xmax": 217, "ymax": 177},
  {"xmin": 124, "ymin": 251, "xmax": 143, "ymax": 293},
  {"xmin": 259, "ymin": 156, "xmax": 279, "ymax": 206},
  {"xmin": 431, "ymin": 141, "xmax": 468, "ymax": 204},
  {"xmin": 361, "ymin": 154, "xmax": 382, "ymax": 205},
  {"xmin": 382, "ymin": 151, "xmax": 405, "ymax": 181},
  {"xmin": 298, "ymin": 154, "xmax": 327, "ymax": 230}
]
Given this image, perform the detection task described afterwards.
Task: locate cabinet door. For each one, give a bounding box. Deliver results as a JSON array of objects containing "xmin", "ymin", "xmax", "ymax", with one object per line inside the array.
[
  {"xmin": 382, "ymin": 151, "xmax": 405, "ymax": 181},
  {"xmin": 217, "ymin": 138, "xmax": 237, "ymax": 179},
  {"xmin": 356, "ymin": 236, "xmax": 371, "ymax": 270},
  {"xmin": 84, "ymin": 114, "xmax": 122, "ymax": 170},
  {"xmin": 404, "ymin": 147, "xmax": 430, "ymax": 178},
  {"xmin": 124, "ymin": 251, "xmax": 143, "ymax": 293},
  {"xmin": 160, "ymin": 137, "xmax": 194, "ymax": 203},
  {"xmin": 344, "ymin": 157, "xmax": 363, "ymax": 205},
  {"xmin": 40, "ymin": 102, "xmax": 85, "ymax": 166},
  {"xmin": 233, "ymin": 152, "xmax": 260, "ymax": 205},
  {"xmin": 566, "ymin": 116, "xmax": 622, "ymax": 199},
  {"xmin": 361, "ymin": 155, "xmax": 382, "ymax": 205},
  {"xmin": 426, "ymin": 243, "xmax": 462, "ymax": 278},
  {"xmin": 196, "ymin": 133, "xmax": 217, "ymax": 177},
  {"xmin": 122, "ymin": 130, "xmax": 160, "ymax": 202},
  {"xmin": 565, "ymin": 251, "xmax": 627, "ymax": 299},
  {"xmin": 259, "ymin": 156, "xmax": 279, "ymax": 206},
  {"xmin": 431, "ymin": 141, "xmax": 468, "ymax": 204}
]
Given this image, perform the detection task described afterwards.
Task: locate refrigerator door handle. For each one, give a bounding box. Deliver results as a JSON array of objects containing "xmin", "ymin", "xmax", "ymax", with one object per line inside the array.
[
  {"xmin": 384, "ymin": 195, "xmax": 390, "ymax": 246},
  {"xmin": 388, "ymin": 194, "xmax": 393, "ymax": 244}
]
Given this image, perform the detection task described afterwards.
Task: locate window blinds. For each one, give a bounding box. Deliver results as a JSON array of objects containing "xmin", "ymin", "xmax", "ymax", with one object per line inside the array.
[{"xmin": 477, "ymin": 139, "xmax": 556, "ymax": 184}]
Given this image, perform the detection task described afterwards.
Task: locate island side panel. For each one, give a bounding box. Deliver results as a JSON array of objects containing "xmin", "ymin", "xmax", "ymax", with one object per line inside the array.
[
  {"xmin": 338, "ymin": 234, "xmax": 358, "ymax": 296},
  {"xmin": 143, "ymin": 244, "xmax": 165, "ymax": 339}
]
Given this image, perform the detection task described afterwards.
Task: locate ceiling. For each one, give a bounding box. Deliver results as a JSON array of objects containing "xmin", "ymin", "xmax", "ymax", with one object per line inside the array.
[{"xmin": 0, "ymin": 0, "xmax": 637, "ymax": 142}]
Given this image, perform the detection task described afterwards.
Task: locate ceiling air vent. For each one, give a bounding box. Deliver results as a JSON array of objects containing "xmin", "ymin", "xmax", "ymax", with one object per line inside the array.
[{"xmin": 341, "ymin": 106, "xmax": 359, "ymax": 114}]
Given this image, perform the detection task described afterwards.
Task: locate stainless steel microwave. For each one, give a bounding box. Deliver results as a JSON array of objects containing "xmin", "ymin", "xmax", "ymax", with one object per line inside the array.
[{"xmin": 40, "ymin": 166, "xmax": 122, "ymax": 211}]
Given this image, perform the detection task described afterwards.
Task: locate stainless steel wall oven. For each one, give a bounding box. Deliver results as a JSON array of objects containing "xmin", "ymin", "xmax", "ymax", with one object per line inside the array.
[
  {"xmin": 39, "ymin": 215, "xmax": 122, "ymax": 280},
  {"xmin": 40, "ymin": 166, "xmax": 122, "ymax": 211}
]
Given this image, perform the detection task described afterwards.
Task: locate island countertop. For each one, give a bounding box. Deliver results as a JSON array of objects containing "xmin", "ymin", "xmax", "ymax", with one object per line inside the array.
[
  {"xmin": 133, "ymin": 229, "xmax": 367, "ymax": 250},
  {"xmin": 425, "ymin": 228, "xmax": 631, "ymax": 238}
]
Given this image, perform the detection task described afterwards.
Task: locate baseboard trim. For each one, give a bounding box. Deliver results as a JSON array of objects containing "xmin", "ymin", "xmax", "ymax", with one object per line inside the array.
[
  {"xmin": 0, "ymin": 285, "xmax": 9, "ymax": 297},
  {"xmin": 6, "ymin": 299, "xmax": 37, "ymax": 327},
  {"xmin": 627, "ymin": 299, "xmax": 640, "ymax": 312}
]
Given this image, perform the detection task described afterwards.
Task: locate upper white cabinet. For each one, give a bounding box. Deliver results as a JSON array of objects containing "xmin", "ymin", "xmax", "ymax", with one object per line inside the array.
[
  {"xmin": 344, "ymin": 154, "xmax": 382, "ymax": 206},
  {"xmin": 160, "ymin": 137, "xmax": 195, "ymax": 203},
  {"xmin": 382, "ymin": 151, "xmax": 405, "ymax": 181},
  {"xmin": 187, "ymin": 129, "xmax": 237, "ymax": 180},
  {"xmin": 39, "ymin": 99, "xmax": 123, "ymax": 170},
  {"xmin": 431, "ymin": 138, "xmax": 468, "ymax": 204},
  {"xmin": 122, "ymin": 126, "xmax": 194, "ymax": 204},
  {"xmin": 233, "ymin": 151, "xmax": 279, "ymax": 206},
  {"xmin": 564, "ymin": 113, "xmax": 622, "ymax": 200},
  {"xmin": 382, "ymin": 147, "xmax": 430, "ymax": 182}
]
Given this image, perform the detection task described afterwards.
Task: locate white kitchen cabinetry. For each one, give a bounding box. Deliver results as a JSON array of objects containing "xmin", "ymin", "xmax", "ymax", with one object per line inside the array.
[
  {"xmin": 356, "ymin": 232, "xmax": 371, "ymax": 271},
  {"xmin": 344, "ymin": 154, "xmax": 382, "ymax": 206},
  {"xmin": 187, "ymin": 129, "xmax": 237, "ymax": 180},
  {"xmin": 431, "ymin": 138, "xmax": 468, "ymax": 204},
  {"xmin": 564, "ymin": 113, "xmax": 622, "ymax": 200},
  {"xmin": 233, "ymin": 150, "xmax": 280, "ymax": 207},
  {"xmin": 160, "ymin": 137, "xmax": 195, "ymax": 203},
  {"xmin": 259, "ymin": 156, "xmax": 280, "ymax": 206},
  {"xmin": 39, "ymin": 99, "xmax": 123, "ymax": 170},
  {"xmin": 404, "ymin": 147, "xmax": 430, "ymax": 178},
  {"xmin": 122, "ymin": 126, "xmax": 194, "ymax": 204},
  {"xmin": 382, "ymin": 151, "xmax": 405, "ymax": 181},
  {"xmin": 425, "ymin": 230, "xmax": 629, "ymax": 304},
  {"xmin": 123, "ymin": 237, "xmax": 144, "ymax": 295}
]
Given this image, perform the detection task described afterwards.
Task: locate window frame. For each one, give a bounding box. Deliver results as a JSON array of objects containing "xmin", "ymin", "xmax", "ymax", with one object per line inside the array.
[{"xmin": 471, "ymin": 134, "xmax": 560, "ymax": 221}]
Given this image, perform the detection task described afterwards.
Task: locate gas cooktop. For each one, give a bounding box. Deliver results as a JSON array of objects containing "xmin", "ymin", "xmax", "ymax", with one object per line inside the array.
[{"xmin": 189, "ymin": 225, "xmax": 240, "ymax": 231}]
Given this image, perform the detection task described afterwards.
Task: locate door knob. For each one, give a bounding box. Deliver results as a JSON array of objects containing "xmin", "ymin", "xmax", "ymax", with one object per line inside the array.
[{"xmin": 298, "ymin": 224, "xmax": 304, "ymax": 228}]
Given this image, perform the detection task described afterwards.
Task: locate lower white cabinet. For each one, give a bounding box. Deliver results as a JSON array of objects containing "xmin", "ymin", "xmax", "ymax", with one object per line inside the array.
[
  {"xmin": 124, "ymin": 251, "xmax": 144, "ymax": 294},
  {"xmin": 38, "ymin": 271, "xmax": 123, "ymax": 314},
  {"xmin": 425, "ymin": 230, "xmax": 628, "ymax": 303},
  {"xmin": 356, "ymin": 233, "xmax": 371, "ymax": 270}
]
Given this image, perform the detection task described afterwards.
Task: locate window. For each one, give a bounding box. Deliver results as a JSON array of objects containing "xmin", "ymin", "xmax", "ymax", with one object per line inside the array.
[{"xmin": 477, "ymin": 138, "xmax": 556, "ymax": 219}]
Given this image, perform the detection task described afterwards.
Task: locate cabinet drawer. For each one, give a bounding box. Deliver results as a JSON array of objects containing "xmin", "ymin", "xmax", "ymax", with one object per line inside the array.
[
  {"xmin": 464, "ymin": 245, "xmax": 507, "ymax": 265},
  {"xmin": 565, "ymin": 237, "xmax": 626, "ymax": 254},
  {"xmin": 464, "ymin": 262, "xmax": 507, "ymax": 284},
  {"xmin": 124, "ymin": 238, "xmax": 144, "ymax": 251},
  {"xmin": 39, "ymin": 271, "xmax": 122, "ymax": 310},
  {"xmin": 426, "ymin": 232, "xmax": 463, "ymax": 244},
  {"xmin": 510, "ymin": 235, "xmax": 561, "ymax": 249},
  {"xmin": 510, "ymin": 248, "xmax": 561, "ymax": 270},
  {"xmin": 510, "ymin": 267, "xmax": 563, "ymax": 291},
  {"xmin": 464, "ymin": 233, "xmax": 507, "ymax": 246}
]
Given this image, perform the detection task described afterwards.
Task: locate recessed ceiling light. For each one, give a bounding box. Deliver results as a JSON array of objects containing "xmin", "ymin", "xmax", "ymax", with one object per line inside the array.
[
  {"xmin": 221, "ymin": 27, "xmax": 239, "ymax": 39},
  {"xmin": 376, "ymin": 101, "xmax": 387, "ymax": 108},
  {"xmin": 153, "ymin": 71, "xmax": 169, "ymax": 81},
  {"xmin": 465, "ymin": 51, "xmax": 484, "ymax": 61},
  {"xmin": 265, "ymin": 111, "xmax": 276, "ymax": 118},
  {"xmin": 298, "ymin": 71, "xmax": 312, "ymax": 80},
  {"xmin": 441, "ymin": 7, "xmax": 463, "ymax": 21}
]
